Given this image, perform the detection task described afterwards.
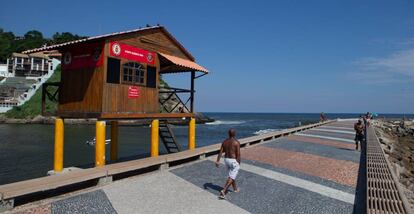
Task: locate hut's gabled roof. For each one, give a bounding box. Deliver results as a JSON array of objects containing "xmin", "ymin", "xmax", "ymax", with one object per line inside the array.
[{"xmin": 22, "ymin": 25, "xmax": 195, "ymax": 61}]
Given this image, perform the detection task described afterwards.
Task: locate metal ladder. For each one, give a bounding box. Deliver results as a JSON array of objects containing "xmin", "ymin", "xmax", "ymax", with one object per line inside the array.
[{"xmin": 159, "ymin": 121, "xmax": 182, "ymax": 153}]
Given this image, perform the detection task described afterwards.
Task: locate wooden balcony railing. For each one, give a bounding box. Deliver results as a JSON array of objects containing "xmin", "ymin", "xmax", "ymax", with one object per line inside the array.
[
  {"xmin": 41, "ymin": 82, "xmax": 60, "ymax": 116},
  {"xmin": 159, "ymin": 87, "xmax": 194, "ymax": 113},
  {"xmin": 41, "ymin": 84, "xmax": 195, "ymax": 116}
]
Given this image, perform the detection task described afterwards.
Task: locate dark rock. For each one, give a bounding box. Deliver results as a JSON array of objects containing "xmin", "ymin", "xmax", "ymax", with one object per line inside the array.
[
  {"xmin": 0, "ymin": 112, "xmax": 215, "ymax": 126},
  {"xmin": 379, "ymin": 137, "xmax": 390, "ymax": 145},
  {"xmin": 167, "ymin": 112, "xmax": 215, "ymax": 125},
  {"xmin": 194, "ymin": 112, "xmax": 215, "ymax": 124},
  {"xmin": 31, "ymin": 115, "xmax": 46, "ymax": 123}
]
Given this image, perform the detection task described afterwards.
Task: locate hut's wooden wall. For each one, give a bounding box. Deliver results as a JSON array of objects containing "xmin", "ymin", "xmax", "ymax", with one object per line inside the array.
[
  {"xmin": 102, "ymin": 84, "xmax": 158, "ymax": 113},
  {"xmin": 58, "ymin": 66, "xmax": 103, "ymax": 114},
  {"xmin": 56, "ymin": 28, "xmax": 192, "ymax": 117},
  {"xmin": 102, "ymin": 36, "xmax": 160, "ymax": 114}
]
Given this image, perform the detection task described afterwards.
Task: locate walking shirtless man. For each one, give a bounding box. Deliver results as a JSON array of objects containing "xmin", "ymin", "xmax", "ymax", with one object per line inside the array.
[{"xmin": 215, "ymin": 129, "xmax": 241, "ymax": 199}]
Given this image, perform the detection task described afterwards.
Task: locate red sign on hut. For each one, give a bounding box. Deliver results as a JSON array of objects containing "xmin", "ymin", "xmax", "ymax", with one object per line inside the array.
[
  {"xmin": 62, "ymin": 42, "xmax": 104, "ymax": 69},
  {"xmin": 128, "ymin": 86, "xmax": 140, "ymax": 99},
  {"xmin": 110, "ymin": 42, "xmax": 155, "ymax": 65}
]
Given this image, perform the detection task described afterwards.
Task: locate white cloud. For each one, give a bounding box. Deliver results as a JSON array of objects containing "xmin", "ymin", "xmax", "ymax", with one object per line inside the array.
[
  {"xmin": 396, "ymin": 38, "xmax": 414, "ymax": 46},
  {"xmin": 352, "ymin": 46, "xmax": 414, "ymax": 84}
]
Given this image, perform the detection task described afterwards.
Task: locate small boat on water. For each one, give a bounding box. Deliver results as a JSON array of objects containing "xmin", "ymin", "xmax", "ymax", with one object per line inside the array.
[{"xmin": 85, "ymin": 138, "xmax": 111, "ymax": 146}]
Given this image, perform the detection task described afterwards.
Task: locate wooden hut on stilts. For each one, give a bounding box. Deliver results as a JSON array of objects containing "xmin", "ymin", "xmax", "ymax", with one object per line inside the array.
[{"xmin": 23, "ymin": 25, "xmax": 209, "ymax": 171}]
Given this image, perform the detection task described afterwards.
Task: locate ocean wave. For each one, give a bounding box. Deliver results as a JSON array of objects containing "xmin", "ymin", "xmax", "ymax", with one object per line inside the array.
[
  {"xmin": 205, "ymin": 120, "xmax": 246, "ymax": 125},
  {"xmin": 253, "ymin": 129, "xmax": 279, "ymax": 135}
]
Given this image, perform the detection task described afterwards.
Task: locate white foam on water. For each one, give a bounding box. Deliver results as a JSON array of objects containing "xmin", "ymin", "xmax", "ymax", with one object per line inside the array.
[
  {"xmin": 253, "ymin": 129, "xmax": 279, "ymax": 135},
  {"xmin": 205, "ymin": 120, "xmax": 245, "ymax": 125}
]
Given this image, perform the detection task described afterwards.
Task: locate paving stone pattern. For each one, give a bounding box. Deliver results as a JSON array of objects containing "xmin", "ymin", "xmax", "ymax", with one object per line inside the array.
[
  {"xmin": 51, "ymin": 190, "xmax": 116, "ymax": 214},
  {"xmin": 13, "ymin": 121, "xmax": 363, "ymax": 214}
]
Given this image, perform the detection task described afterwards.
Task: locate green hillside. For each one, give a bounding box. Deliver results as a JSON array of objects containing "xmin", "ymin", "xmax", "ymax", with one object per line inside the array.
[{"xmin": 5, "ymin": 65, "xmax": 61, "ymax": 119}]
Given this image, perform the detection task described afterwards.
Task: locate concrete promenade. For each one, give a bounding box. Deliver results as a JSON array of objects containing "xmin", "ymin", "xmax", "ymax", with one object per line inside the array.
[{"xmin": 11, "ymin": 120, "xmax": 365, "ymax": 214}]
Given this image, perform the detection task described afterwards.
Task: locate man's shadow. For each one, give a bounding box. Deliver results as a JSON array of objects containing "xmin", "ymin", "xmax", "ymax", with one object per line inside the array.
[{"xmin": 203, "ymin": 183, "xmax": 222, "ymax": 192}]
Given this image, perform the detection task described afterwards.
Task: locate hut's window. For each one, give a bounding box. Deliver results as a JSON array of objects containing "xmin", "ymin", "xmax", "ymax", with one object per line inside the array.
[
  {"xmin": 107, "ymin": 57, "xmax": 120, "ymax": 84},
  {"xmin": 146, "ymin": 66, "xmax": 156, "ymax": 88},
  {"xmin": 122, "ymin": 62, "xmax": 145, "ymax": 85}
]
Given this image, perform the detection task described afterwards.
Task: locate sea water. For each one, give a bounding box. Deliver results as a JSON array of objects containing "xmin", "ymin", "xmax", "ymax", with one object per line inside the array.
[{"xmin": 0, "ymin": 112, "xmax": 411, "ymax": 185}]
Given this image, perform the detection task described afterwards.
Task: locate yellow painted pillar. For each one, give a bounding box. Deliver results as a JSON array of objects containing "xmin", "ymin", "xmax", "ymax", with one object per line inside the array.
[
  {"xmin": 95, "ymin": 121, "xmax": 106, "ymax": 167},
  {"xmin": 151, "ymin": 119, "xmax": 159, "ymax": 157},
  {"xmin": 188, "ymin": 117, "xmax": 196, "ymax": 150},
  {"xmin": 54, "ymin": 118, "xmax": 64, "ymax": 172},
  {"xmin": 110, "ymin": 121, "xmax": 118, "ymax": 161}
]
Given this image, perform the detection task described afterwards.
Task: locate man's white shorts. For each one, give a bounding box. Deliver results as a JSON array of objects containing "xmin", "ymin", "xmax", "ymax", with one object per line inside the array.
[{"xmin": 224, "ymin": 158, "xmax": 240, "ymax": 180}]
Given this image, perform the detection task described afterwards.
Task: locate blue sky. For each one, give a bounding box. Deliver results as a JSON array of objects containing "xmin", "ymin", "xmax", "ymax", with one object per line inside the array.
[{"xmin": 1, "ymin": 0, "xmax": 414, "ymax": 114}]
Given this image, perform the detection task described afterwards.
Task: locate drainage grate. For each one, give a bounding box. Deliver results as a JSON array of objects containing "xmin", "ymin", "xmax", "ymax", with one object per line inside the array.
[{"xmin": 366, "ymin": 127, "xmax": 411, "ymax": 214}]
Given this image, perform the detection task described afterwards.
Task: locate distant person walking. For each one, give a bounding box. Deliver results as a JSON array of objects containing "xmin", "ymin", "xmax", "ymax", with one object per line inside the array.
[
  {"xmin": 363, "ymin": 112, "xmax": 371, "ymax": 141},
  {"xmin": 215, "ymin": 129, "xmax": 241, "ymax": 199},
  {"xmin": 354, "ymin": 119, "xmax": 365, "ymax": 150},
  {"xmin": 320, "ymin": 112, "xmax": 327, "ymax": 122}
]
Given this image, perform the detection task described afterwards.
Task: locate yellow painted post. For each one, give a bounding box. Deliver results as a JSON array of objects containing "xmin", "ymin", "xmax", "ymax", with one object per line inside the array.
[
  {"xmin": 54, "ymin": 118, "xmax": 64, "ymax": 172},
  {"xmin": 188, "ymin": 117, "xmax": 196, "ymax": 150},
  {"xmin": 150, "ymin": 119, "xmax": 159, "ymax": 157},
  {"xmin": 95, "ymin": 121, "xmax": 106, "ymax": 167},
  {"xmin": 110, "ymin": 121, "xmax": 118, "ymax": 161}
]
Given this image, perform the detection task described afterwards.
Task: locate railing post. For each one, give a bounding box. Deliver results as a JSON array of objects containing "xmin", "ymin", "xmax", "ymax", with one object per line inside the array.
[
  {"xmin": 110, "ymin": 121, "xmax": 118, "ymax": 161},
  {"xmin": 188, "ymin": 118, "xmax": 196, "ymax": 150},
  {"xmin": 54, "ymin": 118, "xmax": 64, "ymax": 172},
  {"xmin": 151, "ymin": 119, "xmax": 159, "ymax": 157},
  {"xmin": 190, "ymin": 71, "xmax": 195, "ymax": 112},
  {"xmin": 95, "ymin": 121, "xmax": 106, "ymax": 167},
  {"xmin": 41, "ymin": 84, "xmax": 46, "ymax": 116}
]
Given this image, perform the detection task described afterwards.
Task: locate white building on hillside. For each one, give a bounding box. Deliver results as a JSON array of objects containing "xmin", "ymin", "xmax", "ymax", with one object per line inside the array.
[
  {"xmin": 6, "ymin": 52, "xmax": 55, "ymax": 77},
  {"xmin": 0, "ymin": 64, "xmax": 11, "ymax": 78},
  {"xmin": 0, "ymin": 51, "xmax": 61, "ymax": 112}
]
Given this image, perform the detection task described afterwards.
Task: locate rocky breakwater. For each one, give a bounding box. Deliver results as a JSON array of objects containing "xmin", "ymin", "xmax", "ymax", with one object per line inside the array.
[
  {"xmin": 373, "ymin": 119, "xmax": 414, "ymax": 209},
  {"xmin": 0, "ymin": 113, "xmax": 214, "ymax": 125}
]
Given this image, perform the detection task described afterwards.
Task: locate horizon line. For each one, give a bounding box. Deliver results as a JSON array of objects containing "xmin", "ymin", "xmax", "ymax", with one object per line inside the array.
[{"xmin": 199, "ymin": 111, "xmax": 414, "ymax": 115}]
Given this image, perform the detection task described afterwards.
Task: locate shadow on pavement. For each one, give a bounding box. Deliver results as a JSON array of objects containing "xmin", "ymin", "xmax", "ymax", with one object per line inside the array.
[
  {"xmin": 353, "ymin": 140, "xmax": 367, "ymax": 214},
  {"xmin": 338, "ymin": 147, "xmax": 357, "ymax": 152},
  {"xmin": 203, "ymin": 182, "xmax": 222, "ymax": 192}
]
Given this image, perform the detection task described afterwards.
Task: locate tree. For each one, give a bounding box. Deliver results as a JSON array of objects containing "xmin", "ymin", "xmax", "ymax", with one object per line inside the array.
[
  {"xmin": 0, "ymin": 28, "xmax": 86, "ymax": 62},
  {"xmin": 14, "ymin": 30, "xmax": 46, "ymax": 53},
  {"xmin": 51, "ymin": 32, "xmax": 85, "ymax": 45},
  {"xmin": 24, "ymin": 30, "xmax": 44, "ymax": 40},
  {"xmin": 0, "ymin": 28, "xmax": 16, "ymax": 62}
]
